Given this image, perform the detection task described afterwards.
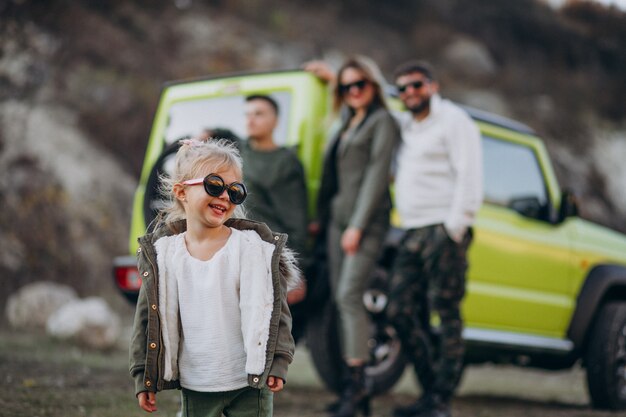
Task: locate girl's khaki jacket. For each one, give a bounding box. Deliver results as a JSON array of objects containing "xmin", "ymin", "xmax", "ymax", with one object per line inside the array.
[{"xmin": 129, "ymin": 218, "xmax": 300, "ymax": 396}]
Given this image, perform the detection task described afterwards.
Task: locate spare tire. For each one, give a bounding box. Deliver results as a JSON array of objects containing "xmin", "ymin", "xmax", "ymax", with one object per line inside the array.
[{"xmin": 306, "ymin": 288, "xmax": 407, "ymax": 395}]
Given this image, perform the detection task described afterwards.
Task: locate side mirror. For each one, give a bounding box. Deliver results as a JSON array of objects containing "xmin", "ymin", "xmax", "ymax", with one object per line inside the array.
[
  {"xmin": 558, "ymin": 189, "xmax": 579, "ymax": 222},
  {"xmin": 508, "ymin": 196, "xmax": 544, "ymax": 219}
]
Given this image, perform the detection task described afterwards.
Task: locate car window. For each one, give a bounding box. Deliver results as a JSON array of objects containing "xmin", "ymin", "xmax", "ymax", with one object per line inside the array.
[
  {"xmin": 483, "ymin": 136, "xmax": 548, "ymax": 209},
  {"xmin": 164, "ymin": 91, "xmax": 292, "ymax": 146}
]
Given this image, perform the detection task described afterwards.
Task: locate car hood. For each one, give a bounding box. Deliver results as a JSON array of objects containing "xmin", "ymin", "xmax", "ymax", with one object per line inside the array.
[{"xmin": 569, "ymin": 217, "xmax": 626, "ymax": 266}]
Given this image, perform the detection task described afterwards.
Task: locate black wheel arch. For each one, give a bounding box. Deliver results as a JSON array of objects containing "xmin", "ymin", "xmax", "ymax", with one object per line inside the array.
[{"xmin": 567, "ymin": 264, "xmax": 626, "ymax": 352}]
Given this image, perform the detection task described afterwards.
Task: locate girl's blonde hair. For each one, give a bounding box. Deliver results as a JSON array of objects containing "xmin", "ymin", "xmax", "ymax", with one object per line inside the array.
[{"xmin": 158, "ymin": 138, "xmax": 246, "ymax": 229}]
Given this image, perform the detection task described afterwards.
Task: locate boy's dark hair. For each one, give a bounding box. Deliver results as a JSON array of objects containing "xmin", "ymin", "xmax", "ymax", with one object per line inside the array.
[
  {"xmin": 392, "ymin": 60, "xmax": 436, "ymax": 82},
  {"xmin": 245, "ymin": 94, "xmax": 279, "ymax": 115}
]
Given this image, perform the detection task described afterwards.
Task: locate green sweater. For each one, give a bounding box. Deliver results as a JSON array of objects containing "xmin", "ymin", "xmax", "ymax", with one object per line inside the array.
[{"xmin": 240, "ymin": 142, "xmax": 309, "ymax": 264}]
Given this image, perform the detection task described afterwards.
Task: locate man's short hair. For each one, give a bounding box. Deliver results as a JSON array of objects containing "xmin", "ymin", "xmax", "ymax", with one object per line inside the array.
[
  {"xmin": 245, "ymin": 94, "xmax": 279, "ymax": 115},
  {"xmin": 393, "ymin": 60, "xmax": 436, "ymax": 82}
]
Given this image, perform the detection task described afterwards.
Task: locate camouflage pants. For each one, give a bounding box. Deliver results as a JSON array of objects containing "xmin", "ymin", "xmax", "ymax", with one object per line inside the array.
[{"xmin": 386, "ymin": 224, "xmax": 472, "ymax": 401}]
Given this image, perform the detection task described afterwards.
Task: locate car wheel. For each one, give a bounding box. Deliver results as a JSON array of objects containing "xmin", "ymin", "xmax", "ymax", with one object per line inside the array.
[
  {"xmin": 306, "ymin": 300, "xmax": 407, "ymax": 395},
  {"xmin": 305, "ymin": 301, "xmax": 345, "ymax": 393},
  {"xmin": 585, "ymin": 301, "xmax": 626, "ymax": 410}
]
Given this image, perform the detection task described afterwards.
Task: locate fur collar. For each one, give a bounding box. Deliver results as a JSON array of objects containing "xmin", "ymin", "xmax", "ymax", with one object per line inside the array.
[{"xmin": 144, "ymin": 218, "xmax": 302, "ymax": 291}]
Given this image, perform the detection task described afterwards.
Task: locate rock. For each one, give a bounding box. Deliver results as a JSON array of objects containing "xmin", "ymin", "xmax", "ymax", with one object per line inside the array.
[
  {"xmin": 443, "ymin": 36, "xmax": 497, "ymax": 78},
  {"xmin": 0, "ymin": 233, "xmax": 25, "ymax": 272},
  {"xmin": 451, "ymin": 89, "xmax": 512, "ymax": 117},
  {"xmin": 6, "ymin": 282, "xmax": 78, "ymax": 329},
  {"xmin": 591, "ymin": 128, "xmax": 626, "ymax": 217},
  {"xmin": 46, "ymin": 297, "xmax": 121, "ymax": 350}
]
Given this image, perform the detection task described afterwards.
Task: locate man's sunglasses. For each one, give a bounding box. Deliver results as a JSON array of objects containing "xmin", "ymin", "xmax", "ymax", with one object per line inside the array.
[
  {"xmin": 339, "ymin": 79, "xmax": 369, "ymax": 95},
  {"xmin": 396, "ymin": 80, "xmax": 427, "ymax": 94},
  {"xmin": 183, "ymin": 173, "xmax": 247, "ymax": 205}
]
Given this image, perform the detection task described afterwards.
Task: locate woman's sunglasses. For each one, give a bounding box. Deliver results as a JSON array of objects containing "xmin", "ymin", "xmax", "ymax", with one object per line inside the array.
[
  {"xmin": 339, "ymin": 79, "xmax": 369, "ymax": 95},
  {"xmin": 183, "ymin": 173, "xmax": 247, "ymax": 205}
]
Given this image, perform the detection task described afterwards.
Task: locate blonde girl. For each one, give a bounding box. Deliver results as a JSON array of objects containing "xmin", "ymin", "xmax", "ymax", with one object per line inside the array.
[{"xmin": 129, "ymin": 139, "xmax": 299, "ymax": 417}]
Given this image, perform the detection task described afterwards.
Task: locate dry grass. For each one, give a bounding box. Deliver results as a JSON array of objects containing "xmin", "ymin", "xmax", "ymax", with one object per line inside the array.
[{"xmin": 0, "ymin": 327, "xmax": 620, "ymax": 417}]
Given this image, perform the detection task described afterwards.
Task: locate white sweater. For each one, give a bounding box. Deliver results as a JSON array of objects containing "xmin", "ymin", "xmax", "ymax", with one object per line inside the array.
[
  {"xmin": 154, "ymin": 228, "xmax": 275, "ymax": 392},
  {"xmin": 393, "ymin": 95, "xmax": 483, "ymax": 242}
]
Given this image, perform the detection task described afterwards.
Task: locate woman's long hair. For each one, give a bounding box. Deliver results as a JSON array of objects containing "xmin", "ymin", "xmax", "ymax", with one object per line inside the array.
[{"xmin": 332, "ymin": 55, "xmax": 388, "ymax": 113}]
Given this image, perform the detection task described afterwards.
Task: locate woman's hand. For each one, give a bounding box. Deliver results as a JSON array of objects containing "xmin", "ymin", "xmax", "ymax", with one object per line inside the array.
[
  {"xmin": 341, "ymin": 227, "xmax": 362, "ymax": 255},
  {"xmin": 303, "ymin": 60, "xmax": 336, "ymax": 84},
  {"xmin": 267, "ymin": 375, "xmax": 285, "ymax": 392},
  {"xmin": 137, "ymin": 391, "xmax": 157, "ymax": 413},
  {"xmin": 308, "ymin": 221, "xmax": 321, "ymax": 236}
]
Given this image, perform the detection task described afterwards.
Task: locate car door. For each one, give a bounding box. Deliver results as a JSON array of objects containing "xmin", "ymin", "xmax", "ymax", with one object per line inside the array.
[{"xmin": 463, "ymin": 131, "xmax": 574, "ymax": 341}]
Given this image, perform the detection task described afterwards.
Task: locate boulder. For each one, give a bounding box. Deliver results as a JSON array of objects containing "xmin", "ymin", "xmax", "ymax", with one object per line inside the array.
[
  {"xmin": 443, "ymin": 36, "xmax": 497, "ymax": 78},
  {"xmin": 5, "ymin": 281, "xmax": 78, "ymax": 328},
  {"xmin": 46, "ymin": 297, "xmax": 121, "ymax": 350},
  {"xmin": 452, "ymin": 89, "xmax": 512, "ymax": 117}
]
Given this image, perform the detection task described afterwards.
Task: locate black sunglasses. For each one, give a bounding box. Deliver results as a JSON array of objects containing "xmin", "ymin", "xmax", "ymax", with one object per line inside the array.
[
  {"xmin": 339, "ymin": 79, "xmax": 369, "ymax": 95},
  {"xmin": 183, "ymin": 173, "xmax": 248, "ymax": 205},
  {"xmin": 396, "ymin": 80, "xmax": 427, "ymax": 94}
]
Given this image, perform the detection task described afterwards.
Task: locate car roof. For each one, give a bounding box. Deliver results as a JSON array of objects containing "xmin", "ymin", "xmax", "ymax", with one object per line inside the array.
[
  {"xmin": 463, "ymin": 106, "xmax": 535, "ymax": 135},
  {"xmin": 161, "ymin": 69, "xmax": 536, "ymax": 136}
]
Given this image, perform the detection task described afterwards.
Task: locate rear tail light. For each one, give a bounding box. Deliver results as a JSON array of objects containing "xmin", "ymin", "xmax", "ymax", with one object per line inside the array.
[
  {"xmin": 115, "ymin": 266, "xmax": 142, "ymax": 291},
  {"xmin": 113, "ymin": 256, "xmax": 142, "ymax": 292}
]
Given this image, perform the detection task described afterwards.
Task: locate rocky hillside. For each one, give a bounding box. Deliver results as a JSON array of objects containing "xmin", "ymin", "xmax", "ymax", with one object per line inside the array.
[{"xmin": 1, "ymin": 0, "xmax": 625, "ymax": 311}]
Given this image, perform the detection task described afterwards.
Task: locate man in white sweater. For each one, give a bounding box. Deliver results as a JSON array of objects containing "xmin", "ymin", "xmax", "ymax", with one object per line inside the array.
[{"xmin": 388, "ymin": 61, "xmax": 483, "ymax": 417}]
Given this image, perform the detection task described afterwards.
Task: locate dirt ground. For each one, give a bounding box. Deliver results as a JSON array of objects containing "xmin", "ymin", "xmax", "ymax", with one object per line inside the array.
[{"xmin": 0, "ymin": 327, "xmax": 623, "ymax": 417}]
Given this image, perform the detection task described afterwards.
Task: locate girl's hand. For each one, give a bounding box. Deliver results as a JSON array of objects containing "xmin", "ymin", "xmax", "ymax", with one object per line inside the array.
[
  {"xmin": 267, "ymin": 375, "xmax": 285, "ymax": 392},
  {"xmin": 341, "ymin": 227, "xmax": 362, "ymax": 255},
  {"xmin": 137, "ymin": 391, "xmax": 157, "ymax": 413}
]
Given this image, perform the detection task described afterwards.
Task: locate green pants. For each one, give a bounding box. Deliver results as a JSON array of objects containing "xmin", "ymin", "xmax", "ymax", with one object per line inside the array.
[
  {"xmin": 181, "ymin": 386, "xmax": 273, "ymax": 417},
  {"xmin": 328, "ymin": 221, "xmax": 387, "ymax": 360}
]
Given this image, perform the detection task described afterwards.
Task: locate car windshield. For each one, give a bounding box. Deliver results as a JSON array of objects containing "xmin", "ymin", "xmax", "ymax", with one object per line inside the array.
[{"xmin": 164, "ymin": 91, "xmax": 292, "ymax": 146}]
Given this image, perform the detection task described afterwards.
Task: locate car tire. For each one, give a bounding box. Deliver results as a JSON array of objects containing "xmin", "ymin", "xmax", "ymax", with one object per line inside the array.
[
  {"xmin": 305, "ymin": 301, "xmax": 345, "ymax": 393},
  {"xmin": 585, "ymin": 301, "xmax": 626, "ymax": 410},
  {"xmin": 306, "ymin": 299, "xmax": 407, "ymax": 395}
]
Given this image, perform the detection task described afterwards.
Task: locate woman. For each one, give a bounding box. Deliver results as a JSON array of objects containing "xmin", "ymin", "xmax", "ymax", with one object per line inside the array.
[{"xmin": 309, "ymin": 57, "xmax": 400, "ymax": 417}]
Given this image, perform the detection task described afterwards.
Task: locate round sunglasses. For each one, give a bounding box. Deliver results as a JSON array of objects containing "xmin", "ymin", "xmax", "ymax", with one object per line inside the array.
[{"xmin": 183, "ymin": 173, "xmax": 247, "ymax": 205}]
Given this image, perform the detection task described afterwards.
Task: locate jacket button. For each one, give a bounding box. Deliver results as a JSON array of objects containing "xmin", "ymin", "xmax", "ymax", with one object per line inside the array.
[
  {"xmin": 142, "ymin": 271, "xmax": 149, "ymax": 277},
  {"xmin": 253, "ymin": 377, "xmax": 259, "ymax": 383},
  {"xmin": 151, "ymin": 304, "xmax": 157, "ymax": 310},
  {"xmin": 150, "ymin": 342, "xmax": 157, "ymax": 349},
  {"xmin": 145, "ymin": 380, "xmax": 152, "ymax": 387}
]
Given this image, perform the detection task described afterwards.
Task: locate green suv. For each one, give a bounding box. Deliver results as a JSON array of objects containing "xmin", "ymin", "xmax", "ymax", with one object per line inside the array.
[{"xmin": 113, "ymin": 70, "xmax": 626, "ymax": 410}]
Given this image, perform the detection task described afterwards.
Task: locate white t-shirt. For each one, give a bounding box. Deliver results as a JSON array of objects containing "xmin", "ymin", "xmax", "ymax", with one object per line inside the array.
[{"xmin": 155, "ymin": 228, "xmax": 275, "ymax": 392}]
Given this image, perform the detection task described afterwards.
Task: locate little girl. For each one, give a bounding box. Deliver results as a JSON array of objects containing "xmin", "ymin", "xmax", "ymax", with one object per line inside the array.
[{"xmin": 129, "ymin": 138, "xmax": 300, "ymax": 416}]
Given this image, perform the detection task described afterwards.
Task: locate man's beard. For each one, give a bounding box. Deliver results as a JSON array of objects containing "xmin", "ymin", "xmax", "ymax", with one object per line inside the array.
[{"xmin": 408, "ymin": 97, "xmax": 431, "ymax": 115}]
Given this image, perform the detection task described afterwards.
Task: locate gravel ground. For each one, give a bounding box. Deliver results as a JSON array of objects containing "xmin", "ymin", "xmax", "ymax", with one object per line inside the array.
[{"xmin": 0, "ymin": 327, "xmax": 623, "ymax": 417}]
